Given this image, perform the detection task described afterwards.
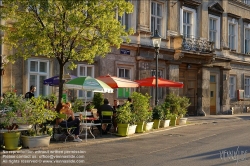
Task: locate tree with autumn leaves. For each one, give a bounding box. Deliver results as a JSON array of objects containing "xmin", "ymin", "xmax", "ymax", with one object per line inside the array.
[{"xmin": 0, "ymin": 0, "xmax": 134, "ymax": 103}]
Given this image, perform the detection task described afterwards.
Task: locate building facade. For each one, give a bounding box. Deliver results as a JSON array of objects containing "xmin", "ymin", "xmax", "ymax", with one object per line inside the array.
[{"xmin": 2, "ymin": 0, "xmax": 250, "ymax": 115}]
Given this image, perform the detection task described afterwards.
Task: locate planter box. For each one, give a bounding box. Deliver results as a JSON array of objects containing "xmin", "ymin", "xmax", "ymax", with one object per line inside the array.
[
  {"xmin": 160, "ymin": 120, "xmax": 170, "ymax": 128},
  {"xmin": 128, "ymin": 125, "xmax": 137, "ymax": 135},
  {"xmin": 170, "ymin": 117, "xmax": 177, "ymax": 126},
  {"xmin": 179, "ymin": 118, "xmax": 188, "ymax": 125},
  {"xmin": 18, "ymin": 124, "xmax": 33, "ymax": 129},
  {"xmin": 143, "ymin": 122, "xmax": 154, "ymax": 131},
  {"xmin": 21, "ymin": 135, "xmax": 51, "ymax": 148},
  {"xmin": 3, "ymin": 132, "xmax": 21, "ymax": 151},
  {"xmin": 117, "ymin": 124, "xmax": 129, "ymax": 137},
  {"xmin": 153, "ymin": 119, "xmax": 160, "ymax": 129},
  {"xmin": 176, "ymin": 117, "xmax": 180, "ymax": 125},
  {"xmin": 136, "ymin": 122, "xmax": 145, "ymax": 133}
]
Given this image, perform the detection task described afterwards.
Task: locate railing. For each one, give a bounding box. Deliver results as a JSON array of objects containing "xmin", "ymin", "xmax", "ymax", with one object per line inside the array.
[{"xmin": 182, "ymin": 37, "xmax": 213, "ymax": 53}]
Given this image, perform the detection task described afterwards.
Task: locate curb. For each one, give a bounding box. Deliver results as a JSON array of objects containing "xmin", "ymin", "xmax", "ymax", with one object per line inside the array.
[{"xmin": 22, "ymin": 117, "xmax": 245, "ymax": 151}]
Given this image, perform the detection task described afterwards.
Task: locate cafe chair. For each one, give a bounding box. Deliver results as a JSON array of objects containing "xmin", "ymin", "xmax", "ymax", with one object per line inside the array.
[
  {"xmin": 100, "ymin": 111, "xmax": 113, "ymax": 136},
  {"xmin": 57, "ymin": 113, "xmax": 77, "ymax": 143}
]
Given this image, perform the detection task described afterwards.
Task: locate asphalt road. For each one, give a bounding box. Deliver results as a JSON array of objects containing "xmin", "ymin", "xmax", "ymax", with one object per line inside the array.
[
  {"xmin": 81, "ymin": 120, "xmax": 250, "ymax": 166},
  {"xmin": 1, "ymin": 119, "xmax": 250, "ymax": 166}
]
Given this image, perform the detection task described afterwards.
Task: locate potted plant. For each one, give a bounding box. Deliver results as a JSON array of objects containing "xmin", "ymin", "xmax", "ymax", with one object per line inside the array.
[
  {"xmin": 116, "ymin": 102, "xmax": 132, "ymax": 137},
  {"xmin": 20, "ymin": 96, "xmax": 57, "ymax": 148},
  {"xmin": 169, "ymin": 113, "xmax": 178, "ymax": 126},
  {"xmin": 127, "ymin": 112, "xmax": 137, "ymax": 135},
  {"xmin": 0, "ymin": 92, "xmax": 29, "ymax": 150},
  {"xmin": 92, "ymin": 92, "xmax": 104, "ymax": 110},
  {"xmin": 131, "ymin": 92, "xmax": 151, "ymax": 133},
  {"xmin": 178, "ymin": 96, "xmax": 190, "ymax": 125},
  {"xmin": 43, "ymin": 93, "xmax": 57, "ymax": 109},
  {"xmin": 165, "ymin": 93, "xmax": 190, "ymax": 125},
  {"xmin": 152, "ymin": 104, "xmax": 164, "ymax": 129},
  {"xmin": 160, "ymin": 102, "xmax": 171, "ymax": 128},
  {"xmin": 86, "ymin": 102, "xmax": 95, "ymax": 112},
  {"xmin": 143, "ymin": 110, "xmax": 154, "ymax": 131},
  {"xmin": 165, "ymin": 93, "xmax": 180, "ymax": 116},
  {"xmin": 71, "ymin": 99, "xmax": 84, "ymax": 113}
]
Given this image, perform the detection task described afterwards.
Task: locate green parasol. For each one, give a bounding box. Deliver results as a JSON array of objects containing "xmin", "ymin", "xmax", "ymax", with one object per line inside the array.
[{"xmin": 64, "ymin": 76, "xmax": 113, "ymax": 93}]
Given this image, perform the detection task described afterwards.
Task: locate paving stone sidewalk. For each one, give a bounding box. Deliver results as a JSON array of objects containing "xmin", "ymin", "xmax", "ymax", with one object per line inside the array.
[{"xmin": 18, "ymin": 113, "xmax": 250, "ymax": 151}]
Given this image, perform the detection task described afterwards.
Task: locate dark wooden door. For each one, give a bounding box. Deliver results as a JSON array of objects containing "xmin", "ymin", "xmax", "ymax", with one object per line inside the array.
[{"xmin": 179, "ymin": 65, "xmax": 198, "ymax": 116}]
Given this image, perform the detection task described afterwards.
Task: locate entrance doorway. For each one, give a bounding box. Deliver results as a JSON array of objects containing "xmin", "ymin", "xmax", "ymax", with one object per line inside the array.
[
  {"xmin": 210, "ymin": 75, "xmax": 216, "ymax": 115},
  {"xmin": 179, "ymin": 65, "xmax": 197, "ymax": 116}
]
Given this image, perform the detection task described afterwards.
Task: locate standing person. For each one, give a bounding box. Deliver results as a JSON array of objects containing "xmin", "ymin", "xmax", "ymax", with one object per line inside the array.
[
  {"xmin": 112, "ymin": 99, "xmax": 120, "ymax": 132},
  {"xmin": 25, "ymin": 85, "xmax": 36, "ymax": 99},
  {"xmin": 95, "ymin": 98, "xmax": 114, "ymax": 135}
]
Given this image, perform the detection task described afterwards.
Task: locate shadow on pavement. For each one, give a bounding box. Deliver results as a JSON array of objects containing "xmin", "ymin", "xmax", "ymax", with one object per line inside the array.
[{"xmin": 174, "ymin": 146, "xmax": 250, "ymax": 165}]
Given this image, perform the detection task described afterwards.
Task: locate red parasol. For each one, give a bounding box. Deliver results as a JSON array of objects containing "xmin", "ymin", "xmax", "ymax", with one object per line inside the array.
[
  {"xmin": 135, "ymin": 76, "xmax": 183, "ymax": 88},
  {"xmin": 96, "ymin": 75, "xmax": 139, "ymax": 88}
]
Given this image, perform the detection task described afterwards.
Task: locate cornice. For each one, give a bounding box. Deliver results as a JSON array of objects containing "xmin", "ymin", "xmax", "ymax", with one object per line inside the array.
[
  {"xmin": 228, "ymin": 0, "xmax": 250, "ymax": 10},
  {"xmin": 180, "ymin": 0, "xmax": 201, "ymax": 7}
]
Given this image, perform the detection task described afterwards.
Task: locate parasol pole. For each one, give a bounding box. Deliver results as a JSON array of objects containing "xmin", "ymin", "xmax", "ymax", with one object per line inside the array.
[{"xmin": 84, "ymin": 90, "xmax": 87, "ymax": 142}]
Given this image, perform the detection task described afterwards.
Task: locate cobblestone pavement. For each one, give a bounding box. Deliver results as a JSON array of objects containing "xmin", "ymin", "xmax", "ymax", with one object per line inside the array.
[
  {"xmin": 27, "ymin": 113, "xmax": 250, "ymax": 151},
  {"xmin": 1, "ymin": 113, "xmax": 249, "ymax": 152}
]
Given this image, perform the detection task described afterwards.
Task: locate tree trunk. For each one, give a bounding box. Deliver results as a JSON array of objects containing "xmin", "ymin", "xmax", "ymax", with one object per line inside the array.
[{"xmin": 58, "ymin": 63, "xmax": 64, "ymax": 104}]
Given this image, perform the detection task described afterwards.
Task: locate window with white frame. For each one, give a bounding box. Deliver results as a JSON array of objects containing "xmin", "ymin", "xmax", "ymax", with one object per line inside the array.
[
  {"xmin": 118, "ymin": 12, "xmax": 130, "ymax": 31},
  {"xmin": 228, "ymin": 19, "xmax": 238, "ymax": 51},
  {"xmin": 245, "ymin": 76, "xmax": 250, "ymax": 98},
  {"xmin": 229, "ymin": 75, "xmax": 236, "ymax": 99},
  {"xmin": 180, "ymin": 7, "xmax": 196, "ymax": 38},
  {"xmin": 28, "ymin": 59, "xmax": 49, "ymax": 97},
  {"xmin": 245, "ymin": 26, "xmax": 250, "ymax": 54},
  {"xmin": 209, "ymin": 14, "xmax": 221, "ymax": 49},
  {"xmin": 244, "ymin": 0, "xmax": 250, "ymax": 5},
  {"xmin": 117, "ymin": 68, "xmax": 131, "ymax": 98},
  {"xmin": 77, "ymin": 64, "xmax": 94, "ymax": 99},
  {"xmin": 151, "ymin": 70, "xmax": 163, "ymax": 99},
  {"xmin": 151, "ymin": 1, "xmax": 162, "ymax": 35}
]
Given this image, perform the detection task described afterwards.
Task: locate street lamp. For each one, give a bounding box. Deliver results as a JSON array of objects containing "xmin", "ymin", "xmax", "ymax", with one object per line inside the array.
[{"xmin": 152, "ymin": 30, "xmax": 161, "ymax": 106}]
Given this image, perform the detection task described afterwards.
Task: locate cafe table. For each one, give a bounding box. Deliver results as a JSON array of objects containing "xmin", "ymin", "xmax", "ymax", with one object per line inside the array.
[
  {"xmin": 74, "ymin": 112, "xmax": 101, "ymax": 142},
  {"xmin": 0, "ymin": 128, "xmax": 30, "ymax": 133}
]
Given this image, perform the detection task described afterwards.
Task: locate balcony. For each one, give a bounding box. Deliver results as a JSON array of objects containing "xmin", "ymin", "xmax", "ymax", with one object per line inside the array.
[{"xmin": 182, "ymin": 37, "xmax": 213, "ymax": 53}]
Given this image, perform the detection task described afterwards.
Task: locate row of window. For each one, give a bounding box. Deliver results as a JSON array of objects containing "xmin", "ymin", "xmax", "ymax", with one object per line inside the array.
[
  {"xmin": 120, "ymin": 1, "xmax": 250, "ymax": 54},
  {"xmin": 229, "ymin": 75, "xmax": 250, "ymax": 99},
  {"xmin": 28, "ymin": 59, "xmax": 132, "ymax": 99},
  {"xmin": 28, "ymin": 59, "xmax": 166, "ymax": 100}
]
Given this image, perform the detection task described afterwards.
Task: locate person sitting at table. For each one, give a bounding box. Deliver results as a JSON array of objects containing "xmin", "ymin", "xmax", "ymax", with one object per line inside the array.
[
  {"xmin": 112, "ymin": 99, "xmax": 120, "ymax": 133},
  {"xmin": 55, "ymin": 102, "xmax": 82, "ymax": 142},
  {"xmin": 127, "ymin": 97, "xmax": 134, "ymax": 112},
  {"xmin": 94, "ymin": 98, "xmax": 114, "ymax": 135}
]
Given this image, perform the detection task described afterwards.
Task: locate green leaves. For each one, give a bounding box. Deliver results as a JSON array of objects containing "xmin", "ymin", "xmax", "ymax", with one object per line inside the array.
[
  {"xmin": 164, "ymin": 93, "xmax": 191, "ymax": 117},
  {"xmin": 0, "ymin": 92, "xmax": 57, "ymax": 132},
  {"xmin": 116, "ymin": 101, "xmax": 132, "ymax": 124},
  {"xmin": 29, "ymin": 96, "xmax": 57, "ymax": 125},
  {"xmin": 71, "ymin": 99, "xmax": 84, "ymax": 113},
  {"xmin": 1, "ymin": 0, "xmax": 134, "ymax": 66},
  {"xmin": 1, "ymin": 0, "xmax": 134, "ymax": 103},
  {"xmin": 92, "ymin": 92, "xmax": 104, "ymax": 110},
  {"xmin": 131, "ymin": 92, "xmax": 151, "ymax": 122},
  {"xmin": 152, "ymin": 105, "xmax": 164, "ymax": 120}
]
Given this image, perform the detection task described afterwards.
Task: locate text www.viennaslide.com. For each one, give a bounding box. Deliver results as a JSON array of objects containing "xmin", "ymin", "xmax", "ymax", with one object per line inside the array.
[
  {"xmin": 1, "ymin": 150, "xmax": 86, "ymax": 165},
  {"xmin": 3, "ymin": 159, "xmax": 85, "ymax": 164}
]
